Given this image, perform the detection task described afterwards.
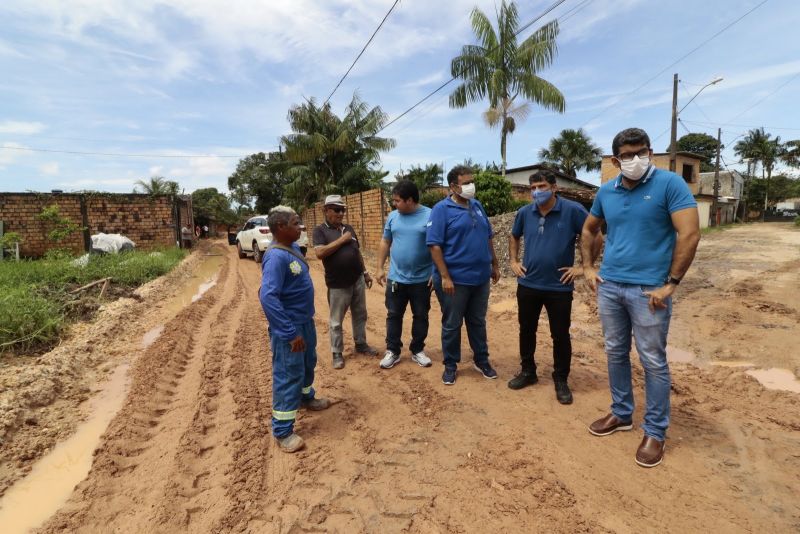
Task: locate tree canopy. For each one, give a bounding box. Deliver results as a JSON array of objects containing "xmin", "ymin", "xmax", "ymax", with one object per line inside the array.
[
  {"xmin": 675, "ymin": 132, "xmax": 722, "ymax": 172},
  {"xmin": 134, "ymin": 176, "xmax": 180, "ymax": 196},
  {"xmin": 449, "ymin": 0, "xmax": 565, "ymax": 175},
  {"xmin": 227, "ymin": 151, "xmax": 290, "ymax": 214},
  {"xmin": 395, "ymin": 163, "xmax": 443, "ymax": 192},
  {"xmin": 191, "ymin": 187, "xmax": 238, "ymax": 228},
  {"xmin": 538, "ymin": 128, "xmax": 602, "ymax": 177}
]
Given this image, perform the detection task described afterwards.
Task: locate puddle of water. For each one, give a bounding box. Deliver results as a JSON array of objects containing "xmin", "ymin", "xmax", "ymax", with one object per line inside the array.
[
  {"xmin": 161, "ymin": 254, "xmax": 224, "ymax": 316},
  {"xmin": 192, "ymin": 274, "xmax": 218, "ymax": 303},
  {"xmin": 666, "ymin": 345, "xmax": 696, "ymax": 363},
  {"xmin": 746, "ymin": 368, "xmax": 800, "ymax": 393},
  {"xmin": 0, "ymin": 364, "xmax": 131, "ymax": 534},
  {"xmin": 141, "ymin": 325, "xmax": 164, "ymax": 349}
]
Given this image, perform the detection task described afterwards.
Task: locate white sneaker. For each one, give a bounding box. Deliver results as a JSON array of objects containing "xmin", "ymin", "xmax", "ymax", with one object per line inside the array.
[
  {"xmin": 380, "ymin": 350, "xmax": 400, "ymax": 369},
  {"xmin": 411, "ymin": 351, "xmax": 432, "ymax": 367}
]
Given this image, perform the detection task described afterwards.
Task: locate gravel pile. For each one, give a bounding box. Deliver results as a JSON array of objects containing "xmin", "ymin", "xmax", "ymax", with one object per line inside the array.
[{"xmin": 489, "ymin": 210, "xmax": 523, "ymax": 278}]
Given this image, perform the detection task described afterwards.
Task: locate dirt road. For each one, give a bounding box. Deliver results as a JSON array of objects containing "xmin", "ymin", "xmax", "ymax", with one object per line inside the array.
[{"xmin": 4, "ymin": 224, "xmax": 798, "ymax": 532}]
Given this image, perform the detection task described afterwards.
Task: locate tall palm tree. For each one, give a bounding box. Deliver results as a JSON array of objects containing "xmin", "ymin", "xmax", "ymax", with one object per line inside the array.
[
  {"xmin": 134, "ymin": 176, "xmax": 179, "ymax": 195},
  {"xmin": 780, "ymin": 139, "xmax": 800, "ymax": 168},
  {"xmin": 449, "ymin": 1, "xmax": 565, "ymax": 176},
  {"xmin": 279, "ymin": 94, "xmax": 396, "ymax": 206},
  {"xmin": 734, "ymin": 128, "xmax": 783, "ymax": 217},
  {"xmin": 538, "ymin": 128, "xmax": 602, "ymax": 177}
]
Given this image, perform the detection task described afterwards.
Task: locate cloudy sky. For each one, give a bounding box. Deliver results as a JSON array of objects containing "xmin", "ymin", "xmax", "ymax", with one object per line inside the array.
[{"xmin": 1, "ymin": 0, "xmax": 799, "ymax": 195}]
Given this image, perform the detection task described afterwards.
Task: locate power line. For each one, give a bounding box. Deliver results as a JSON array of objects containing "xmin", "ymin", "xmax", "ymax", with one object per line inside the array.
[
  {"xmin": 324, "ymin": 0, "xmax": 401, "ymax": 105},
  {"xmin": 0, "ymin": 145, "xmax": 246, "ymax": 158},
  {"xmin": 580, "ymin": 0, "xmax": 769, "ymax": 128},
  {"xmin": 377, "ymin": 0, "xmax": 570, "ymax": 135},
  {"xmin": 727, "ymin": 70, "xmax": 800, "ymax": 123},
  {"xmin": 681, "ymin": 119, "xmax": 800, "ymax": 132}
]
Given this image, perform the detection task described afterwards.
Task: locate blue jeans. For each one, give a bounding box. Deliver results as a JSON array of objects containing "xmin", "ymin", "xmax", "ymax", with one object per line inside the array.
[
  {"xmin": 434, "ymin": 279, "xmax": 491, "ymax": 370},
  {"xmin": 271, "ymin": 320, "xmax": 317, "ymax": 438},
  {"xmin": 385, "ymin": 280, "xmax": 431, "ymax": 355},
  {"xmin": 597, "ymin": 280, "xmax": 672, "ymax": 441}
]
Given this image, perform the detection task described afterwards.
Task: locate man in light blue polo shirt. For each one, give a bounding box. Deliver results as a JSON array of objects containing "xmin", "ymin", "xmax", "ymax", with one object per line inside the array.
[
  {"xmin": 427, "ymin": 165, "xmax": 500, "ymax": 386},
  {"xmin": 508, "ymin": 169, "xmax": 592, "ymax": 405},
  {"xmin": 581, "ymin": 127, "xmax": 700, "ymax": 468},
  {"xmin": 375, "ymin": 180, "xmax": 434, "ymax": 369}
]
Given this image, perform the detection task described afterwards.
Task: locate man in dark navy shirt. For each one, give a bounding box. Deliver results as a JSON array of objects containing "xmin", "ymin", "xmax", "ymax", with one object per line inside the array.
[{"xmin": 508, "ymin": 169, "xmax": 593, "ymax": 405}]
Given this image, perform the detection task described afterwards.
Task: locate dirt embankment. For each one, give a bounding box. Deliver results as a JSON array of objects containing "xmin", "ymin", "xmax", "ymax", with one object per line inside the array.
[{"xmin": 2, "ymin": 225, "xmax": 799, "ymax": 533}]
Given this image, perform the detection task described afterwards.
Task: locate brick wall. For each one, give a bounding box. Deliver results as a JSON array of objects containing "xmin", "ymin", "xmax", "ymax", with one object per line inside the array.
[
  {"xmin": 0, "ymin": 193, "xmax": 185, "ymax": 258},
  {"xmin": 301, "ymin": 188, "xmax": 390, "ymax": 255}
]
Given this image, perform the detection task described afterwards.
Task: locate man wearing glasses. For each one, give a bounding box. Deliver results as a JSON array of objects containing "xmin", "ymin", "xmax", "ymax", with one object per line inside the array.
[
  {"xmin": 508, "ymin": 169, "xmax": 592, "ymax": 404},
  {"xmin": 427, "ymin": 165, "xmax": 500, "ymax": 385},
  {"xmin": 313, "ymin": 195, "xmax": 379, "ymax": 370},
  {"xmin": 581, "ymin": 128, "xmax": 700, "ymax": 468}
]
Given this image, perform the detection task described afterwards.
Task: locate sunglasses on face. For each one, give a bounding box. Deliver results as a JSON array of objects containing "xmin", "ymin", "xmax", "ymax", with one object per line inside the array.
[
  {"xmin": 330, "ymin": 206, "xmax": 346, "ymax": 214},
  {"xmin": 615, "ymin": 147, "xmax": 650, "ymax": 162}
]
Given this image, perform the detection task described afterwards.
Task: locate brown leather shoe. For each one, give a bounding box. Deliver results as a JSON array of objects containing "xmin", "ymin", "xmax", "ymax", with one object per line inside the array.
[
  {"xmin": 635, "ymin": 435, "xmax": 665, "ymax": 468},
  {"xmin": 588, "ymin": 413, "xmax": 634, "ymax": 436}
]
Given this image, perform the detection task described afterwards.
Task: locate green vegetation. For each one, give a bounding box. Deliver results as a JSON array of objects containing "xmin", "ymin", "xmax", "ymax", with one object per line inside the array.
[
  {"xmin": 539, "ymin": 128, "xmax": 603, "ymax": 177},
  {"xmin": 0, "ymin": 248, "xmax": 186, "ymax": 354},
  {"xmin": 475, "ymin": 171, "xmax": 513, "ymax": 216},
  {"xmin": 38, "ymin": 204, "xmax": 82, "ymax": 243}
]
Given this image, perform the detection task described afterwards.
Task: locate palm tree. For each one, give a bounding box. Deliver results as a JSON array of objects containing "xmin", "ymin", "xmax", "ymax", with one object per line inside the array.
[
  {"xmin": 134, "ymin": 176, "xmax": 179, "ymax": 195},
  {"xmin": 538, "ymin": 128, "xmax": 602, "ymax": 177},
  {"xmin": 734, "ymin": 128, "xmax": 783, "ymax": 218},
  {"xmin": 279, "ymin": 93, "xmax": 396, "ymax": 206},
  {"xmin": 449, "ymin": 1, "xmax": 565, "ymax": 176},
  {"xmin": 781, "ymin": 139, "xmax": 800, "ymax": 168}
]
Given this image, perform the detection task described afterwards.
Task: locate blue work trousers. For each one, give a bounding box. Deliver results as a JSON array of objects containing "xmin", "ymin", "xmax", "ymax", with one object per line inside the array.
[{"xmin": 271, "ymin": 320, "xmax": 317, "ymax": 438}]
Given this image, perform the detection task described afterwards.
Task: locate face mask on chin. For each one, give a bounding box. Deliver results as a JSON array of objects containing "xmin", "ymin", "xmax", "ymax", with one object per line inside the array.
[
  {"xmin": 457, "ymin": 182, "xmax": 476, "ymax": 200},
  {"xmin": 620, "ymin": 155, "xmax": 650, "ymax": 181}
]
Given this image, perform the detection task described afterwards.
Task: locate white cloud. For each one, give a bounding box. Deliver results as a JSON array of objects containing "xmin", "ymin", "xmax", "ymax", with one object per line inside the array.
[
  {"xmin": 0, "ymin": 121, "xmax": 47, "ymax": 134},
  {"xmin": 40, "ymin": 162, "xmax": 60, "ymax": 175},
  {"xmin": 0, "ymin": 142, "xmax": 30, "ymax": 166},
  {"xmin": 403, "ymin": 72, "xmax": 446, "ymax": 89}
]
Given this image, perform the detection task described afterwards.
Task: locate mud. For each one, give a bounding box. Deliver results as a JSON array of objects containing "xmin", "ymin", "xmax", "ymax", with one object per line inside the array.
[{"xmin": 0, "ymin": 224, "xmax": 799, "ymax": 533}]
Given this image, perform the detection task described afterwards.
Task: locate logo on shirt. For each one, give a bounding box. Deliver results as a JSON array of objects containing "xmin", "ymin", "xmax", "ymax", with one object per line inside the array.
[
  {"xmin": 426, "ymin": 221, "xmax": 432, "ymax": 227},
  {"xmin": 644, "ymin": 195, "xmax": 652, "ymax": 200},
  {"xmin": 289, "ymin": 260, "xmax": 302, "ymax": 275}
]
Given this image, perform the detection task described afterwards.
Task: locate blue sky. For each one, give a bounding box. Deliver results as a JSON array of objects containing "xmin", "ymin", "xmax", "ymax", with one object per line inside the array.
[{"xmin": 1, "ymin": 0, "xmax": 799, "ymax": 195}]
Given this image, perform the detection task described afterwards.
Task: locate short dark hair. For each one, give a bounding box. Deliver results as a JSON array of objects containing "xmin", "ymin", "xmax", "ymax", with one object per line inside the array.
[
  {"xmin": 267, "ymin": 210, "xmax": 294, "ymax": 233},
  {"xmin": 529, "ymin": 169, "xmax": 557, "ymax": 185},
  {"xmin": 447, "ymin": 165, "xmax": 473, "ymax": 186},
  {"xmin": 612, "ymin": 128, "xmax": 651, "ymax": 156},
  {"xmin": 391, "ymin": 180, "xmax": 420, "ymax": 203}
]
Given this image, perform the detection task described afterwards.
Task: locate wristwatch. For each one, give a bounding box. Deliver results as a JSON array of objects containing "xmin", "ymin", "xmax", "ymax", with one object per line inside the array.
[{"xmin": 666, "ymin": 275, "xmax": 681, "ymax": 286}]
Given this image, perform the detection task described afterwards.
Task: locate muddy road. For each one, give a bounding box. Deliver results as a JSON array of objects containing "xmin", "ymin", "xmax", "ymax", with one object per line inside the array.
[{"xmin": 2, "ymin": 224, "xmax": 799, "ymax": 533}]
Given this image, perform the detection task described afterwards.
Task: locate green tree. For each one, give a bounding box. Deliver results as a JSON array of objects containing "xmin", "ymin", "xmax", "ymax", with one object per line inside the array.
[
  {"xmin": 780, "ymin": 139, "xmax": 800, "ymax": 168},
  {"xmin": 191, "ymin": 188, "xmax": 238, "ymax": 229},
  {"xmin": 538, "ymin": 128, "xmax": 602, "ymax": 177},
  {"xmin": 279, "ymin": 93, "xmax": 396, "ymax": 207},
  {"xmin": 474, "ymin": 170, "xmax": 513, "ymax": 216},
  {"xmin": 396, "ymin": 163, "xmax": 443, "ymax": 191},
  {"xmin": 228, "ymin": 151, "xmax": 290, "ymax": 214},
  {"xmin": 674, "ymin": 132, "xmax": 722, "ymax": 172},
  {"xmin": 134, "ymin": 176, "xmax": 180, "ymax": 195},
  {"xmin": 449, "ymin": 1, "xmax": 565, "ymax": 175}
]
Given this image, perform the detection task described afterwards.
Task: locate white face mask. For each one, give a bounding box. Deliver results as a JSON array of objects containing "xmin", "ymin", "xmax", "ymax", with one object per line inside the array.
[
  {"xmin": 620, "ymin": 155, "xmax": 650, "ymax": 181},
  {"xmin": 458, "ymin": 182, "xmax": 476, "ymax": 200}
]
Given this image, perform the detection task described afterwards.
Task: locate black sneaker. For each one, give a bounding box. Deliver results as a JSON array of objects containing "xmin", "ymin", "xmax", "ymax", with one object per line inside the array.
[
  {"xmin": 554, "ymin": 380, "xmax": 573, "ymax": 404},
  {"xmin": 507, "ymin": 371, "xmax": 538, "ymax": 390},
  {"xmin": 472, "ymin": 361, "xmax": 498, "ymax": 379},
  {"xmin": 442, "ymin": 367, "xmax": 457, "ymax": 385}
]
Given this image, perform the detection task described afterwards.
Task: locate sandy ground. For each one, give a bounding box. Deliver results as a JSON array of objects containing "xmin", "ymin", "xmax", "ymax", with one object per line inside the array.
[{"xmin": 1, "ymin": 224, "xmax": 799, "ymax": 533}]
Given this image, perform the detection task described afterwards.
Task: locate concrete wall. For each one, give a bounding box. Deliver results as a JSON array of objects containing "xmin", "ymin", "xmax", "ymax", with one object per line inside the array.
[
  {"xmin": 301, "ymin": 188, "xmax": 390, "ymax": 255},
  {"xmin": 0, "ymin": 192, "xmax": 184, "ymax": 258}
]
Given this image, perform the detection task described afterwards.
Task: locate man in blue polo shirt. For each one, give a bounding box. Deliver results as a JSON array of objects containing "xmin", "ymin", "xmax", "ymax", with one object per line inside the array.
[
  {"xmin": 427, "ymin": 165, "xmax": 500, "ymax": 385},
  {"xmin": 581, "ymin": 127, "xmax": 700, "ymax": 468},
  {"xmin": 508, "ymin": 169, "xmax": 593, "ymax": 404},
  {"xmin": 375, "ymin": 180, "xmax": 434, "ymax": 369}
]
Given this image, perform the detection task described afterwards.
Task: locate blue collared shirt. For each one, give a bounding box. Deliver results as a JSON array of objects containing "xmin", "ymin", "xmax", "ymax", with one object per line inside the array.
[
  {"xmin": 512, "ymin": 197, "xmax": 588, "ymax": 292},
  {"xmin": 590, "ymin": 166, "xmax": 697, "ymax": 286},
  {"xmin": 258, "ymin": 244, "xmax": 315, "ymax": 340},
  {"xmin": 426, "ymin": 196, "xmax": 494, "ymax": 286},
  {"xmin": 383, "ymin": 205, "xmax": 433, "ymax": 284}
]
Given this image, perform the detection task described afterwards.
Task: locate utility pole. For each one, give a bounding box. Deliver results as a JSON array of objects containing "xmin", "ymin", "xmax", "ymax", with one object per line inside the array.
[
  {"xmin": 669, "ymin": 73, "xmax": 679, "ymax": 172},
  {"xmin": 711, "ymin": 127, "xmax": 721, "ymax": 227}
]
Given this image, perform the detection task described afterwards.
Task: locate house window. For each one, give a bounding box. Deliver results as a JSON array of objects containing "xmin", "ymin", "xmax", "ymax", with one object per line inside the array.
[{"xmin": 681, "ymin": 164, "xmax": 694, "ymax": 183}]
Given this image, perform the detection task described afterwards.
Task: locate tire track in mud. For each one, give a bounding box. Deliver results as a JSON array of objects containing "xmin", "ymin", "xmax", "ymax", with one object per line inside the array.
[{"xmin": 39, "ymin": 250, "xmax": 238, "ymax": 533}]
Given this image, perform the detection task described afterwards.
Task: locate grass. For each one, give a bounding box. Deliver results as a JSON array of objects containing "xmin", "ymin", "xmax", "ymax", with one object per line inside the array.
[{"xmin": 0, "ymin": 248, "xmax": 186, "ymax": 354}]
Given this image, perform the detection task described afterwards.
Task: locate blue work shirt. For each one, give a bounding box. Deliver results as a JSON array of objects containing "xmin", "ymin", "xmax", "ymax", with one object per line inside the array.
[
  {"xmin": 383, "ymin": 205, "xmax": 433, "ymax": 284},
  {"xmin": 259, "ymin": 244, "xmax": 315, "ymax": 341},
  {"xmin": 512, "ymin": 197, "xmax": 588, "ymax": 292},
  {"xmin": 590, "ymin": 166, "xmax": 697, "ymax": 286},
  {"xmin": 426, "ymin": 196, "xmax": 493, "ymax": 286}
]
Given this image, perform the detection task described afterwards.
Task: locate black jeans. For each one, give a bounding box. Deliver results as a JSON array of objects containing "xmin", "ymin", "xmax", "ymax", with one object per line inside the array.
[
  {"xmin": 385, "ymin": 280, "xmax": 431, "ymax": 355},
  {"xmin": 516, "ymin": 284, "xmax": 573, "ymax": 381}
]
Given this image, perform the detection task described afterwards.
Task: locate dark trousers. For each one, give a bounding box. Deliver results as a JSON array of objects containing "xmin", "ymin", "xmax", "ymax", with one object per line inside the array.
[
  {"xmin": 517, "ymin": 284, "xmax": 573, "ymax": 381},
  {"xmin": 385, "ymin": 280, "xmax": 431, "ymax": 355}
]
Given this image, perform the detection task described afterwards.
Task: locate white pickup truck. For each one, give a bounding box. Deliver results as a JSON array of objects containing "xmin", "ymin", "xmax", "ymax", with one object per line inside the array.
[{"xmin": 235, "ymin": 215, "xmax": 308, "ymax": 263}]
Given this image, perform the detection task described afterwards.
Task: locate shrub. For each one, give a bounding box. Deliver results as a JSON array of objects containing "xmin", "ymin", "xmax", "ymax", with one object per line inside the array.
[
  {"xmin": 474, "ymin": 171, "xmax": 513, "ymax": 216},
  {"xmin": 419, "ymin": 188, "xmax": 447, "ymax": 208},
  {"xmin": 510, "ymin": 198, "xmax": 529, "ymax": 212},
  {"xmin": 0, "ymin": 285, "xmax": 63, "ymax": 352}
]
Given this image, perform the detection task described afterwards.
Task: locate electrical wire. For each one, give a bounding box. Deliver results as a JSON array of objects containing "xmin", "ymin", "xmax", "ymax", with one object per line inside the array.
[
  {"xmin": 0, "ymin": 145, "xmax": 246, "ymax": 158},
  {"xmin": 579, "ymin": 0, "xmax": 770, "ymax": 128},
  {"xmin": 682, "ymin": 119, "xmax": 800, "ymax": 132},
  {"xmin": 726, "ymin": 70, "xmax": 800, "ymax": 123},
  {"xmin": 324, "ymin": 0, "xmax": 401, "ymax": 105}
]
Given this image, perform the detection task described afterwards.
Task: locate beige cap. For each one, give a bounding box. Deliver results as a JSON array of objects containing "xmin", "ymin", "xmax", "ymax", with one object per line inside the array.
[{"xmin": 323, "ymin": 194, "xmax": 346, "ymax": 207}]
